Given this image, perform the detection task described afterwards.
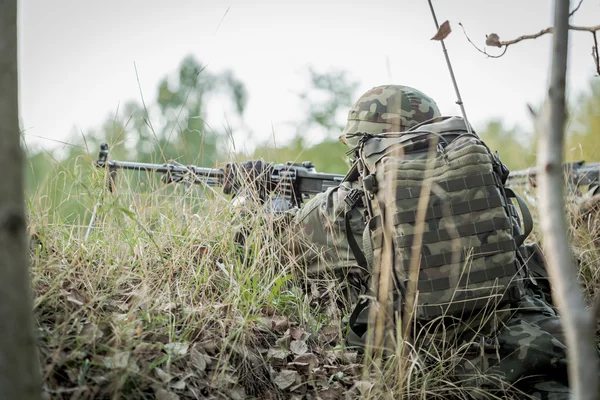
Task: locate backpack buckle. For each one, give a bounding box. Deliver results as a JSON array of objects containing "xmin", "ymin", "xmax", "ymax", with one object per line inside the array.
[
  {"xmin": 345, "ymin": 188, "xmax": 364, "ymax": 208},
  {"xmin": 363, "ymin": 174, "xmax": 378, "ymax": 193}
]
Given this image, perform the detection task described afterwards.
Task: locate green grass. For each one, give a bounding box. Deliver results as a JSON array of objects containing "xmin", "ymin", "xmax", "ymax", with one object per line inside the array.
[{"xmin": 28, "ymin": 159, "xmax": 600, "ymax": 400}]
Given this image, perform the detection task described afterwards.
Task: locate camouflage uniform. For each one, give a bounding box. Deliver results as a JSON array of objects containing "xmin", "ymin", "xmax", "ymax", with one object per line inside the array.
[{"xmin": 283, "ymin": 85, "xmax": 571, "ymax": 399}]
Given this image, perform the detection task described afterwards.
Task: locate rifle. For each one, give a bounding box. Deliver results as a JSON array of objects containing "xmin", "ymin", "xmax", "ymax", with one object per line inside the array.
[
  {"xmin": 507, "ymin": 161, "xmax": 600, "ymax": 196},
  {"xmin": 94, "ymin": 142, "xmax": 345, "ymax": 209}
]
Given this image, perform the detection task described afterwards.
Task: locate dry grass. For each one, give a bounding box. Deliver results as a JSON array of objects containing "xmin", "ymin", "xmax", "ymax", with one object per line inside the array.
[{"xmin": 27, "ymin": 162, "xmax": 600, "ymax": 400}]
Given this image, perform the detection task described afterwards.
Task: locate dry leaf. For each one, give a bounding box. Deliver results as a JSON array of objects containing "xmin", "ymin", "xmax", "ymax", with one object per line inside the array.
[
  {"xmin": 63, "ymin": 289, "xmax": 87, "ymax": 306},
  {"xmin": 104, "ymin": 352, "xmax": 129, "ymax": 370},
  {"xmin": 318, "ymin": 325, "xmax": 338, "ymax": 344},
  {"xmin": 257, "ymin": 316, "xmax": 289, "ymax": 333},
  {"xmin": 80, "ymin": 322, "xmax": 103, "ymax": 344},
  {"xmin": 190, "ymin": 345, "xmax": 211, "ymax": 372},
  {"xmin": 164, "ymin": 342, "xmax": 189, "ymax": 357},
  {"xmin": 288, "ymin": 361, "xmax": 310, "ymax": 374},
  {"xmin": 275, "ymin": 334, "xmax": 291, "ymax": 349},
  {"xmin": 318, "ymin": 386, "xmax": 345, "ymax": 400},
  {"xmin": 294, "ymin": 353, "xmax": 318, "ymax": 370},
  {"xmin": 170, "ymin": 380, "xmax": 186, "ymax": 390},
  {"xmin": 288, "ymin": 326, "xmax": 304, "ymax": 341},
  {"xmin": 267, "ymin": 348, "xmax": 288, "ymax": 367},
  {"xmin": 154, "ymin": 388, "xmax": 180, "ymax": 400},
  {"xmin": 199, "ymin": 339, "xmax": 220, "ymax": 355},
  {"xmin": 272, "ymin": 369, "xmax": 300, "ymax": 390},
  {"xmin": 431, "ymin": 20, "xmax": 451, "ymax": 41},
  {"xmin": 486, "ymin": 33, "xmax": 501, "ymax": 47},
  {"xmin": 134, "ymin": 342, "xmax": 162, "ymax": 355},
  {"xmin": 290, "ymin": 340, "xmax": 308, "ymax": 355},
  {"xmin": 154, "ymin": 367, "xmax": 173, "ymax": 384},
  {"xmin": 350, "ymin": 380, "xmax": 374, "ymax": 396}
]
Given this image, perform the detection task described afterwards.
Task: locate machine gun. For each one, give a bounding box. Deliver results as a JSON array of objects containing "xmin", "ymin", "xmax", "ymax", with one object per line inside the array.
[
  {"xmin": 94, "ymin": 142, "xmax": 345, "ymax": 209},
  {"xmin": 506, "ymin": 161, "xmax": 600, "ymax": 197}
]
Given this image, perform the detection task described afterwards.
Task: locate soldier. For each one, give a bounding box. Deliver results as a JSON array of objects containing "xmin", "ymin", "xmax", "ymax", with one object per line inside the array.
[{"xmin": 227, "ymin": 84, "xmax": 571, "ymax": 399}]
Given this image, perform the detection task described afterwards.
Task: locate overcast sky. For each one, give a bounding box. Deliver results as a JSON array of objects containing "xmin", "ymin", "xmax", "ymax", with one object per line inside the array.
[{"xmin": 19, "ymin": 0, "xmax": 600, "ymax": 155}]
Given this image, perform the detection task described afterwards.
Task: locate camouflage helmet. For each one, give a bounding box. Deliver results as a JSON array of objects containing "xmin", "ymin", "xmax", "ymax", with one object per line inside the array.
[{"xmin": 339, "ymin": 84, "xmax": 441, "ymax": 147}]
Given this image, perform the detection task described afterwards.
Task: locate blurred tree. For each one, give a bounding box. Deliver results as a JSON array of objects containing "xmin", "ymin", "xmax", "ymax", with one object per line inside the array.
[
  {"xmin": 566, "ymin": 79, "xmax": 600, "ymax": 162},
  {"xmin": 251, "ymin": 65, "xmax": 359, "ymax": 175},
  {"xmin": 476, "ymin": 120, "xmax": 537, "ymax": 170},
  {"xmin": 0, "ymin": 0, "xmax": 41, "ymax": 397},
  {"xmin": 295, "ymin": 65, "xmax": 360, "ymax": 138},
  {"xmin": 24, "ymin": 55, "xmax": 249, "ymax": 223}
]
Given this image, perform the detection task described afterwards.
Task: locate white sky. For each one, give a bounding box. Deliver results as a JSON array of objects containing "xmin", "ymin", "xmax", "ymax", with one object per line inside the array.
[{"xmin": 19, "ymin": 0, "xmax": 600, "ymax": 156}]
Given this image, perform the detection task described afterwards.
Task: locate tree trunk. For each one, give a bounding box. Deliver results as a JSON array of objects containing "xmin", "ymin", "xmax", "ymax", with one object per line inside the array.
[
  {"xmin": 0, "ymin": 1, "xmax": 41, "ymax": 398},
  {"xmin": 536, "ymin": 1, "xmax": 599, "ymax": 399}
]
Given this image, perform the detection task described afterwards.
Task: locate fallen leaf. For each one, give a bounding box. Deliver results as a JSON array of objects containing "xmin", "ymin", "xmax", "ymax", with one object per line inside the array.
[
  {"xmin": 288, "ymin": 361, "xmax": 310, "ymax": 375},
  {"xmin": 261, "ymin": 305, "xmax": 276, "ymax": 316},
  {"xmin": 154, "ymin": 388, "xmax": 180, "ymax": 400},
  {"xmin": 341, "ymin": 363, "xmax": 362, "ymax": 376},
  {"xmin": 431, "ymin": 20, "xmax": 451, "ymax": 41},
  {"xmin": 170, "ymin": 380, "xmax": 186, "ymax": 390},
  {"xmin": 275, "ymin": 334, "xmax": 291, "ymax": 349},
  {"xmin": 288, "ymin": 326, "xmax": 304, "ymax": 341},
  {"xmin": 294, "ymin": 353, "xmax": 318, "ymax": 370},
  {"xmin": 134, "ymin": 342, "xmax": 162, "ymax": 355},
  {"xmin": 350, "ymin": 380, "xmax": 374, "ymax": 396},
  {"xmin": 154, "ymin": 367, "xmax": 173, "ymax": 384},
  {"xmin": 267, "ymin": 348, "xmax": 288, "ymax": 367},
  {"xmin": 199, "ymin": 339, "xmax": 220, "ymax": 355},
  {"xmin": 164, "ymin": 342, "xmax": 189, "ymax": 357},
  {"xmin": 486, "ymin": 33, "xmax": 501, "ymax": 47},
  {"xmin": 63, "ymin": 289, "xmax": 87, "ymax": 306},
  {"xmin": 272, "ymin": 369, "xmax": 300, "ymax": 390},
  {"xmin": 257, "ymin": 316, "xmax": 289, "ymax": 333},
  {"xmin": 318, "ymin": 325, "xmax": 338, "ymax": 344},
  {"xmin": 104, "ymin": 352, "xmax": 129, "ymax": 370},
  {"xmin": 290, "ymin": 340, "xmax": 308, "ymax": 355},
  {"xmin": 80, "ymin": 322, "xmax": 103, "ymax": 344},
  {"xmin": 228, "ymin": 386, "xmax": 247, "ymax": 400},
  {"xmin": 161, "ymin": 302, "xmax": 178, "ymax": 312},
  {"xmin": 318, "ymin": 386, "xmax": 345, "ymax": 400},
  {"xmin": 190, "ymin": 344, "xmax": 212, "ymax": 372}
]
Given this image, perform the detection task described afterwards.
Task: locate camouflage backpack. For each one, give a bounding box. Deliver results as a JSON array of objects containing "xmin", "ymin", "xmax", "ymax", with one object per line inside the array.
[{"xmin": 342, "ymin": 116, "xmax": 534, "ymax": 348}]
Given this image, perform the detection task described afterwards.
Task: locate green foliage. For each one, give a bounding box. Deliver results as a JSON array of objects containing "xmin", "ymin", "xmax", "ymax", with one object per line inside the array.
[
  {"xmin": 251, "ymin": 137, "xmax": 350, "ymax": 175},
  {"xmin": 24, "ymin": 55, "xmax": 248, "ymax": 224},
  {"xmin": 566, "ymin": 79, "xmax": 600, "ymax": 162},
  {"xmin": 475, "ymin": 120, "xmax": 537, "ymax": 171},
  {"xmin": 295, "ymin": 65, "xmax": 360, "ymax": 138}
]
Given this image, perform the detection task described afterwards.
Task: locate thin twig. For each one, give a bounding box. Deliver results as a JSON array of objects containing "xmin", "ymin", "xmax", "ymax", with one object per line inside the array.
[
  {"xmin": 569, "ymin": 0, "xmax": 584, "ymax": 17},
  {"xmin": 458, "ymin": 23, "xmax": 509, "ymax": 58},
  {"xmin": 460, "ymin": 18, "xmax": 600, "ymax": 65},
  {"xmin": 495, "ymin": 24, "xmax": 600, "ymax": 47},
  {"xmin": 593, "ymin": 31, "xmax": 600, "ymax": 75}
]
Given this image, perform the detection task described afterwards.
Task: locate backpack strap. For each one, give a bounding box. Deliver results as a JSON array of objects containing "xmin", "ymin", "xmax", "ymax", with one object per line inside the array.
[
  {"xmin": 344, "ymin": 188, "xmax": 368, "ymax": 269},
  {"xmin": 505, "ymin": 187, "xmax": 534, "ymax": 247}
]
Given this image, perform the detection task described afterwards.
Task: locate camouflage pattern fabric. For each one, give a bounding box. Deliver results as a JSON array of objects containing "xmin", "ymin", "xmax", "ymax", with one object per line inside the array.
[
  {"xmin": 272, "ymin": 84, "xmax": 573, "ymax": 398},
  {"xmin": 339, "ymin": 84, "xmax": 441, "ymax": 148},
  {"xmin": 453, "ymin": 290, "xmax": 570, "ymax": 399},
  {"xmin": 281, "ymin": 185, "xmax": 572, "ymax": 398},
  {"xmin": 360, "ymin": 125, "xmax": 525, "ymax": 323},
  {"xmin": 279, "ymin": 180, "xmax": 368, "ymax": 292}
]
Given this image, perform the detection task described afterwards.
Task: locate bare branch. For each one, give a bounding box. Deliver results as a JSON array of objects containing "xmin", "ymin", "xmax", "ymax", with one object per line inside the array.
[
  {"xmin": 569, "ymin": 0, "xmax": 584, "ymax": 17},
  {"xmin": 593, "ymin": 31, "xmax": 600, "ymax": 75},
  {"xmin": 536, "ymin": 0, "xmax": 599, "ymax": 399},
  {"xmin": 489, "ymin": 24, "xmax": 600, "ymax": 47},
  {"xmin": 0, "ymin": 0, "xmax": 42, "ymax": 398},
  {"xmin": 462, "ymin": 17, "xmax": 600, "ymax": 70},
  {"xmin": 458, "ymin": 22, "xmax": 509, "ymax": 58}
]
